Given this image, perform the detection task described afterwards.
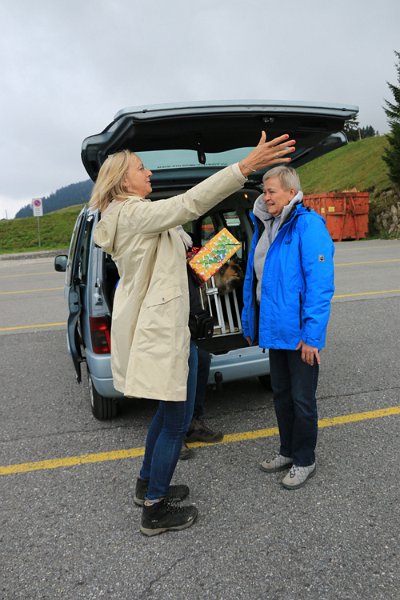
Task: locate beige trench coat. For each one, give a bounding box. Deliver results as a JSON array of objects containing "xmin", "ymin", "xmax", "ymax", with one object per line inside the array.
[{"xmin": 93, "ymin": 164, "xmax": 246, "ymax": 401}]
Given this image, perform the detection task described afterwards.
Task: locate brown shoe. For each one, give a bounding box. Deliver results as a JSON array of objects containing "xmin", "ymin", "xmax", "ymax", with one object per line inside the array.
[
  {"xmin": 179, "ymin": 442, "xmax": 195, "ymax": 460},
  {"xmin": 185, "ymin": 418, "xmax": 223, "ymax": 443},
  {"xmin": 133, "ymin": 478, "xmax": 190, "ymax": 506}
]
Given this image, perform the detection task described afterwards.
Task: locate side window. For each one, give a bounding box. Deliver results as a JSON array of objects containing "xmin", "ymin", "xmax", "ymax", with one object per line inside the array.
[
  {"xmin": 200, "ymin": 216, "xmax": 218, "ymax": 245},
  {"xmin": 194, "ymin": 207, "xmax": 252, "ymax": 265},
  {"xmin": 79, "ymin": 216, "xmax": 94, "ymax": 284},
  {"xmin": 66, "ymin": 214, "xmax": 85, "ymax": 286},
  {"xmin": 222, "ymin": 211, "xmax": 243, "ymax": 260},
  {"xmin": 66, "ymin": 210, "xmax": 92, "ymax": 286}
]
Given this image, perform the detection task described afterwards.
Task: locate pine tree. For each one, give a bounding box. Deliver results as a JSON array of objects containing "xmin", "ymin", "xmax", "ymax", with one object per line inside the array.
[
  {"xmin": 383, "ymin": 50, "xmax": 400, "ymax": 187},
  {"xmin": 360, "ymin": 125, "xmax": 376, "ymax": 138},
  {"xmin": 344, "ymin": 116, "xmax": 360, "ymax": 141}
]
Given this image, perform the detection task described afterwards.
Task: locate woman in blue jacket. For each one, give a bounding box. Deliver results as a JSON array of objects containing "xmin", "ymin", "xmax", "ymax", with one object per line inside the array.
[{"xmin": 242, "ymin": 166, "xmax": 334, "ymax": 489}]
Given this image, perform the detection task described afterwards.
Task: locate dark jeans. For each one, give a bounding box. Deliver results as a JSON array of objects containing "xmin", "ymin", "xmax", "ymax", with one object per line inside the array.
[
  {"xmin": 192, "ymin": 346, "xmax": 211, "ymax": 420},
  {"xmin": 269, "ymin": 349, "xmax": 319, "ymax": 466},
  {"xmin": 139, "ymin": 341, "xmax": 198, "ymax": 500}
]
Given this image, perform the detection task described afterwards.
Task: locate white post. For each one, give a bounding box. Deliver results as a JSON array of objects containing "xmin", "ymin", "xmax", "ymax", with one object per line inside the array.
[{"xmin": 32, "ymin": 198, "xmax": 43, "ymax": 247}]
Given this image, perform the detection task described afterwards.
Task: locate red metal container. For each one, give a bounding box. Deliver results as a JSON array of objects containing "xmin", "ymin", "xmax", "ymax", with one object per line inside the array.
[{"xmin": 303, "ymin": 192, "xmax": 369, "ymax": 241}]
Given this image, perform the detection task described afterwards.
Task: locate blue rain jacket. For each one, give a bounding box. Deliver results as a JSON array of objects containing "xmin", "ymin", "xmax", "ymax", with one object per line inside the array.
[{"xmin": 242, "ymin": 203, "xmax": 335, "ymax": 350}]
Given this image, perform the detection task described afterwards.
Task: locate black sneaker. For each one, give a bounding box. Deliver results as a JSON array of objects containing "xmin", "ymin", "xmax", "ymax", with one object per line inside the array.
[
  {"xmin": 141, "ymin": 499, "xmax": 198, "ymax": 536},
  {"xmin": 134, "ymin": 478, "xmax": 190, "ymax": 507},
  {"xmin": 185, "ymin": 418, "xmax": 224, "ymax": 443}
]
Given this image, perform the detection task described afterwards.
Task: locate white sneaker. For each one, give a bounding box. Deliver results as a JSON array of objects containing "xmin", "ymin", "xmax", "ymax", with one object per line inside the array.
[
  {"xmin": 281, "ymin": 463, "xmax": 316, "ymax": 489},
  {"xmin": 260, "ymin": 453, "xmax": 293, "ymax": 473}
]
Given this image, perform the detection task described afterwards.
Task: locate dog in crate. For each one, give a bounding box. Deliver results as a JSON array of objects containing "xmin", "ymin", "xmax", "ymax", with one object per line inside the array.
[
  {"xmin": 199, "ymin": 259, "xmax": 245, "ymax": 335},
  {"xmin": 213, "ymin": 259, "xmax": 244, "ymax": 294}
]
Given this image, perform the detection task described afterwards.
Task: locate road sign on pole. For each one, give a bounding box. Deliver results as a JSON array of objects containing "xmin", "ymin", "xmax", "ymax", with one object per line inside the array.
[{"xmin": 32, "ymin": 198, "xmax": 43, "ymax": 247}]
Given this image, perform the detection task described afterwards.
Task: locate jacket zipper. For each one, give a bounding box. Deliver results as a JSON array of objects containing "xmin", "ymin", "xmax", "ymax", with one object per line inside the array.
[{"xmin": 299, "ymin": 291, "xmax": 303, "ymax": 328}]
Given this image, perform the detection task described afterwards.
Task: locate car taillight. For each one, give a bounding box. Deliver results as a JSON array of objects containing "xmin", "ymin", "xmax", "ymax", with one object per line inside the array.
[{"xmin": 89, "ymin": 316, "xmax": 111, "ymax": 354}]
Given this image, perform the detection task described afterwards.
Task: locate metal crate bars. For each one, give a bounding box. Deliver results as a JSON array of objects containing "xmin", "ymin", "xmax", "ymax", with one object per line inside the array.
[{"xmin": 200, "ymin": 276, "xmax": 242, "ymax": 336}]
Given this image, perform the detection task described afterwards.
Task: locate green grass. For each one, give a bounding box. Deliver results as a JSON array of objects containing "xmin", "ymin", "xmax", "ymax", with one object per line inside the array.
[
  {"xmin": 0, "ymin": 204, "xmax": 84, "ymax": 254},
  {"xmin": 298, "ymin": 135, "xmax": 390, "ymax": 194}
]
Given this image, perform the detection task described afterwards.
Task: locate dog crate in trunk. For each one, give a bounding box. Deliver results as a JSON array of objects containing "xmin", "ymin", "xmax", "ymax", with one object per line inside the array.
[{"xmin": 202, "ymin": 276, "xmax": 242, "ymax": 336}]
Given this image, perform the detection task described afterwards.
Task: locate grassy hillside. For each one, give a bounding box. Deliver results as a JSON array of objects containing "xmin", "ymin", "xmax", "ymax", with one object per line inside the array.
[
  {"xmin": 298, "ymin": 135, "xmax": 390, "ymax": 194},
  {"xmin": 0, "ymin": 204, "xmax": 84, "ymax": 254}
]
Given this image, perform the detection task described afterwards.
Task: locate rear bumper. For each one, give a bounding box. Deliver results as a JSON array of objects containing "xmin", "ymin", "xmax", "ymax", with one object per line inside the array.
[
  {"xmin": 208, "ymin": 346, "xmax": 269, "ymax": 384},
  {"xmin": 86, "ymin": 345, "xmax": 269, "ymax": 398},
  {"xmin": 86, "ymin": 350, "xmax": 123, "ymax": 398}
]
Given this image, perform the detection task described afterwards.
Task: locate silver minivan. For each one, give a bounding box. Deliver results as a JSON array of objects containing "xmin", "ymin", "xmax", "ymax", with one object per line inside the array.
[{"xmin": 55, "ymin": 100, "xmax": 357, "ymax": 419}]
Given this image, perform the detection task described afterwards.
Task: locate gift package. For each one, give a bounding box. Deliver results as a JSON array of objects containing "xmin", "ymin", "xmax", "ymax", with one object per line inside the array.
[{"xmin": 188, "ymin": 227, "xmax": 241, "ymax": 283}]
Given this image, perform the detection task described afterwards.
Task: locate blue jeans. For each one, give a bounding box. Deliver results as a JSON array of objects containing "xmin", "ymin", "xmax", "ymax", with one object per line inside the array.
[
  {"xmin": 139, "ymin": 341, "xmax": 198, "ymax": 500},
  {"xmin": 269, "ymin": 349, "xmax": 319, "ymax": 466}
]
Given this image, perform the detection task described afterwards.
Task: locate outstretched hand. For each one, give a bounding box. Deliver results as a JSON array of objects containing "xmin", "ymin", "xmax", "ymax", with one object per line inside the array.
[{"xmin": 239, "ymin": 131, "xmax": 296, "ymax": 177}]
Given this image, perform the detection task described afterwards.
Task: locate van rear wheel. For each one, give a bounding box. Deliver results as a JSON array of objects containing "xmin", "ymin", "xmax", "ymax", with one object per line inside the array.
[{"xmin": 87, "ymin": 370, "xmax": 117, "ymax": 420}]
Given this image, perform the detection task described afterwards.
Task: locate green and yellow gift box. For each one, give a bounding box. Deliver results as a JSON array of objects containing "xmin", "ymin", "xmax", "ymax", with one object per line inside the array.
[{"xmin": 188, "ymin": 228, "xmax": 241, "ymax": 283}]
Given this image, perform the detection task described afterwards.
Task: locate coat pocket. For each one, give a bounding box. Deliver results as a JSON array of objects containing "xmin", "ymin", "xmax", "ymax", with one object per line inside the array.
[{"xmin": 145, "ymin": 286, "xmax": 182, "ymax": 308}]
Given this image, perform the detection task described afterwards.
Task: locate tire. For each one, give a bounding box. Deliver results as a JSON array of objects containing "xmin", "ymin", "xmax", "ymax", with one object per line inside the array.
[
  {"xmin": 87, "ymin": 370, "xmax": 118, "ymax": 420},
  {"xmin": 258, "ymin": 374, "xmax": 272, "ymax": 390}
]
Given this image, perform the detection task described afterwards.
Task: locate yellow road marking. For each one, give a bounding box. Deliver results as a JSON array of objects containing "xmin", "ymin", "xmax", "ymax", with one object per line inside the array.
[
  {"xmin": 0, "ymin": 271, "xmax": 56, "ymax": 279},
  {"xmin": 0, "ymin": 322, "xmax": 66, "ymax": 331},
  {"xmin": 0, "ymin": 287, "xmax": 63, "ymax": 295},
  {"xmin": 1, "ymin": 406, "xmax": 399, "ymax": 476},
  {"xmin": 335, "ymin": 259, "xmax": 400, "ymax": 266},
  {"xmin": 316, "ymin": 407, "xmax": 400, "ymax": 428},
  {"xmin": 333, "ymin": 289, "xmax": 400, "ymax": 299}
]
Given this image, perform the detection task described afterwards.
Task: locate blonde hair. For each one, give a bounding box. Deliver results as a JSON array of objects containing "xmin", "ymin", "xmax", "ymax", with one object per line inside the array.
[
  {"xmin": 89, "ymin": 150, "xmax": 137, "ymax": 212},
  {"xmin": 263, "ymin": 166, "xmax": 301, "ymax": 192}
]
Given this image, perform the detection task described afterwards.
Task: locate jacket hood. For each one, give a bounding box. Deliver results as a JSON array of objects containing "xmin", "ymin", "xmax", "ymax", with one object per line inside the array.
[
  {"xmin": 93, "ymin": 201, "xmax": 125, "ymax": 254},
  {"xmin": 253, "ymin": 194, "xmax": 271, "ymax": 222},
  {"xmin": 253, "ymin": 190, "xmax": 304, "ymax": 223}
]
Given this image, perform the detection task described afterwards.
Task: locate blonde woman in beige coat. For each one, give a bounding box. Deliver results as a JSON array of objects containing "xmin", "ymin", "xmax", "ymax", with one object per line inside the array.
[{"xmin": 90, "ymin": 132, "xmax": 295, "ymax": 536}]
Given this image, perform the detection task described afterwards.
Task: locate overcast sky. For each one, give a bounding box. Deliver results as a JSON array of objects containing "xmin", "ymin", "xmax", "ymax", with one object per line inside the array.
[{"xmin": 0, "ymin": 0, "xmax": 399, "ymax": 219}]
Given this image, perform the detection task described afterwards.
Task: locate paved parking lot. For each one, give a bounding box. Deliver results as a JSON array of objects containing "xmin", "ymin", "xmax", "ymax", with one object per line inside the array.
[{"xmin": 0, "ymin": 240, "xmax": 399, "ymax": 600}]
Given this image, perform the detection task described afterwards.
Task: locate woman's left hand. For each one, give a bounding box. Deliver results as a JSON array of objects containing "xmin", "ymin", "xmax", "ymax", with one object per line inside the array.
[{"xmin": 296, "ymin": 340, "xmax": 320, "ymax": 366}]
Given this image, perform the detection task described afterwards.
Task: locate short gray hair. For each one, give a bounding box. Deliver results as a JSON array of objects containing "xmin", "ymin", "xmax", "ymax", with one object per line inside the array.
[{"xmin": 262, "ymin": 166, "xmax": 301, "ymax": 192}]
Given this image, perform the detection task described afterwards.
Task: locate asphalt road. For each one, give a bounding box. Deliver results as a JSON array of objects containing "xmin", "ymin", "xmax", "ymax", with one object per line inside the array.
[{"xmin": 0, "ymin": 240, "xmax": 399, "ymax": 600}]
